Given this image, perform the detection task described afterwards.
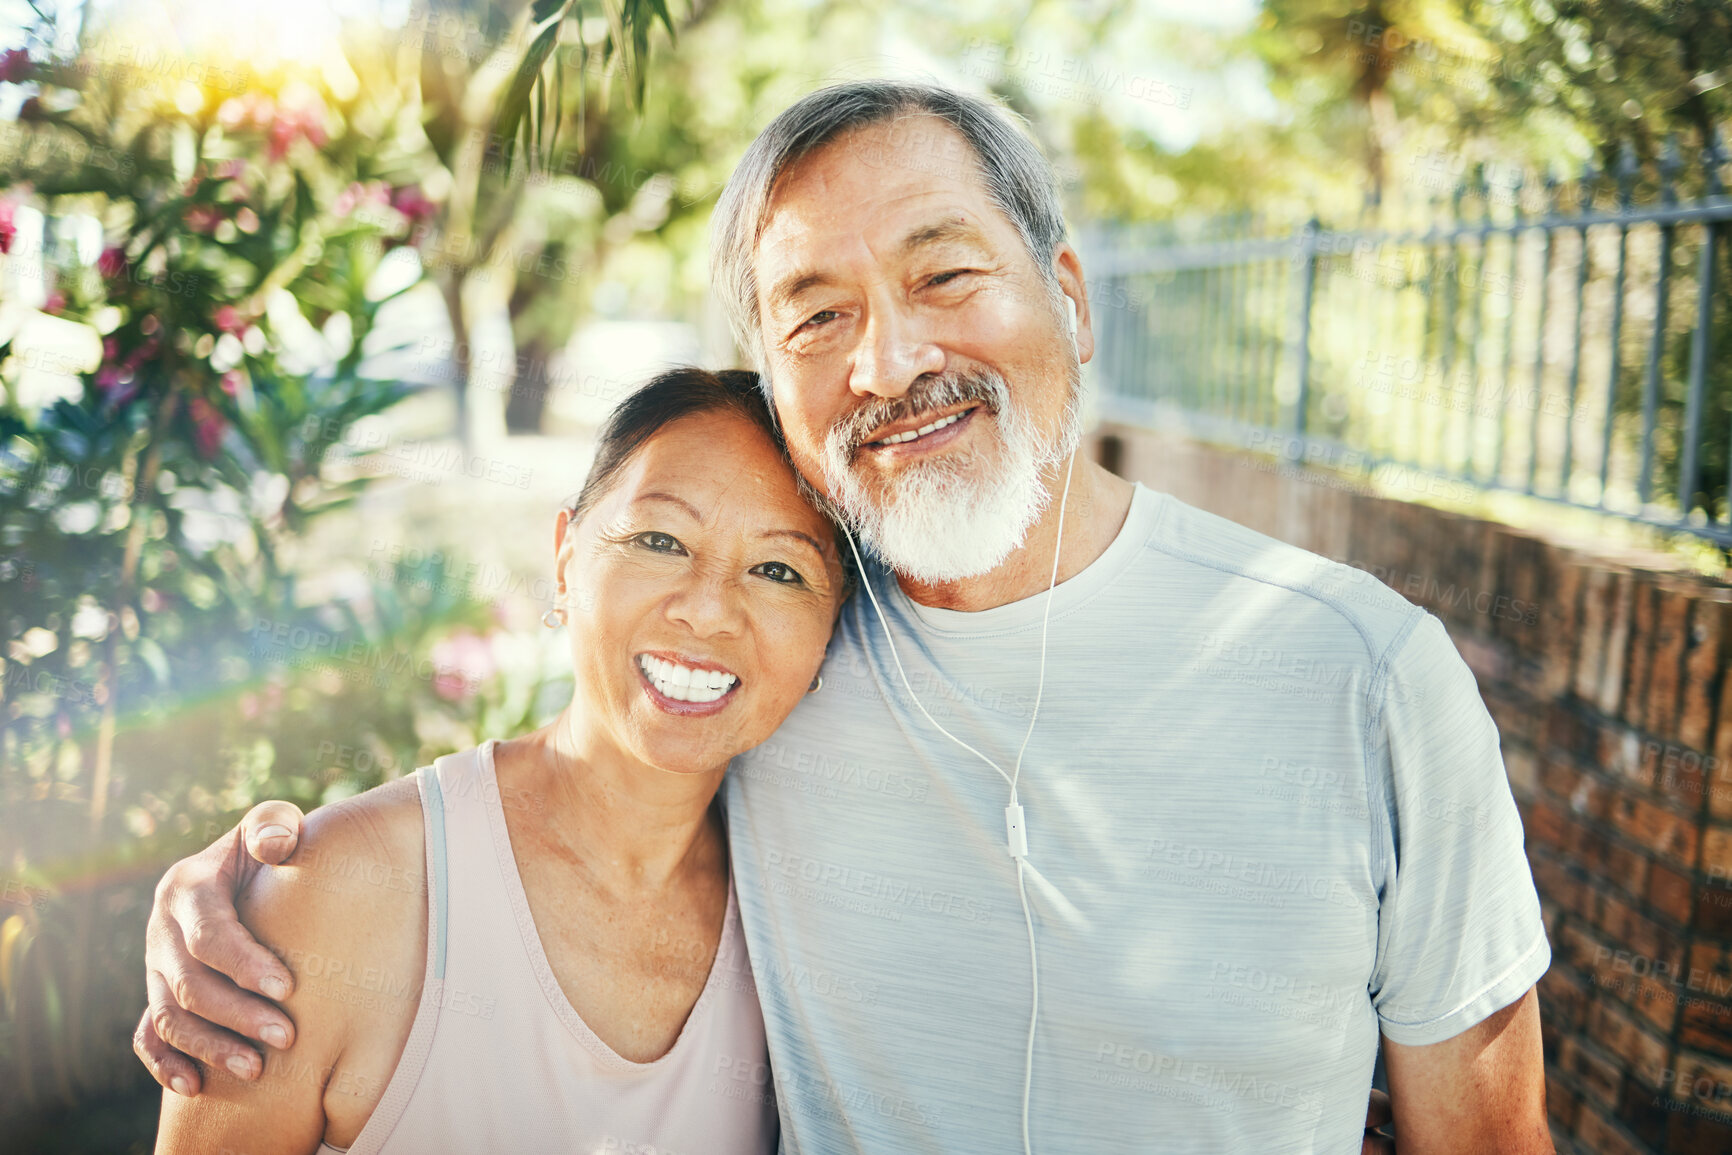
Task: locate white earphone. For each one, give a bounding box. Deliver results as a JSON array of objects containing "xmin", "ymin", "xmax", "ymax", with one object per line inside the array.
[
  {"xmin": 845, "ymin": 448, "xmax": 1077, "ymax": 1155},
  {"xmin": 1065, "ymin": 295, "xmax": 1078, "ymax": 338}
]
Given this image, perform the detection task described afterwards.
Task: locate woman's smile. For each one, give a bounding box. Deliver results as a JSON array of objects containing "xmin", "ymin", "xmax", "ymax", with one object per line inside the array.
[{"xmin": 635, "ymin": 650, "xmax": 743, "ymax": 715}]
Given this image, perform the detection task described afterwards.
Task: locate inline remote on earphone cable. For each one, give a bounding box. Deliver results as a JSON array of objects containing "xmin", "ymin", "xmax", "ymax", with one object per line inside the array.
[{"xmin": 844, "ymin": 443, "xmax": 1077, "ymax": 1155}]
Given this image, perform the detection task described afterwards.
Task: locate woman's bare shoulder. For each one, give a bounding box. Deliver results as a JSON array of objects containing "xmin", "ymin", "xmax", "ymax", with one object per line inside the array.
[
  {"xmin": 238, "ymin": 776, "xmax": 429, "ymax": 1051},
  {"xmin": 243, "ymin": 776, "xmax": 428, "ymax": 927}
]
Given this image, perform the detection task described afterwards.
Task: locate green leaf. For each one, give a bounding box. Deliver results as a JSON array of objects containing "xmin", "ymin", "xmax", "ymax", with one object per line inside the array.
[
  {"xmin": 134, "ymin": 636, "xmax": 170, "ymax": 687},
  {"xmin": 530, "ymin": 0, "xmax": 568, "ymax": 23},
  {"xmin": 494, "ymin": 16, "xmax": 566, "ymax": 176}
]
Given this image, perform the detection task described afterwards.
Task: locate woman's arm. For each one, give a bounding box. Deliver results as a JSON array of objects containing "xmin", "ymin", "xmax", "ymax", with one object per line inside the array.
[{"xmin": 155, "ymin": 777, "xmax": 427, "ymax": 1154}]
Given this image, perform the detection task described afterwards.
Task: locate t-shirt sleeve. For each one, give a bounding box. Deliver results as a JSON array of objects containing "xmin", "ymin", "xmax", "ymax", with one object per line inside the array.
[{"xmin": 1367, "ymin": 611, "xmax": 1552, "ymax": 1046}]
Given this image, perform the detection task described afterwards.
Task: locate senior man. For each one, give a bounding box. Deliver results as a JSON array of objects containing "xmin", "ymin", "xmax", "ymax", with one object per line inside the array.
[{"xmin": 135, "ymin": 81, "xmax": 1551, "ymax": 1153}]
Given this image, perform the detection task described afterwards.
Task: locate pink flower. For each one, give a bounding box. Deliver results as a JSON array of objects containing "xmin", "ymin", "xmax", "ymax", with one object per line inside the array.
[
  {"xmin": 184, "ymin": 205, "xmax": 220, "ymax": 234},
  {"xmin": 0, "ymin": 49, "xmax": 31, "ymax": 85},
  {"xmin": 0, "ymin": 200, "xmax": 15, "ymax": 255},
  {"xmin": 332, "ymin": 181, "xmax": 364, "ymax": 216},
  {"xmin": 97, "ymin": 364, "xmax": 137, "ymax": 409},
  {"xmin": 220, "ymin": 371, "xmax": 242, "ymax": 395},
  {"xmin": 430, "ymin": 630, "xmax": 496, "ymax": 702},
  {"xmin": 390, "ymin": 184, "xmax": 439, "ymax": 226},
  {"xmin": 98, "ymin": 246, "xmax": 127, "ymax": 278},
  {"xmin": 41, "ymin": 290, "xmax": 64, "ymax": 314},
  {"xmin": 214, "ymin": 305, "xmax": 244, "ymax": 333},
  {"xmin": 187, "ymin": 396, "xmax": 227, "ymax": 459}
]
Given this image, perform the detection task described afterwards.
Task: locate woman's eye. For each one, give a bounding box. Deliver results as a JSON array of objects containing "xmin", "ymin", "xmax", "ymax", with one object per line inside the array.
[
  {"xmin": 752, "ymin": 561, "xmax": 805, "ymax": 585},
  {"xmin": 634, "ymin": 531, "xmax": 686, "ymax": 554}
]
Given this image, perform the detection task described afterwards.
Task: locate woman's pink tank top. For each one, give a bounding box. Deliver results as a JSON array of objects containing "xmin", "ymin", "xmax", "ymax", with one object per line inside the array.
[{"xmin": 316, "ymin": 741, "xmax": 778, "ymax": 1154}]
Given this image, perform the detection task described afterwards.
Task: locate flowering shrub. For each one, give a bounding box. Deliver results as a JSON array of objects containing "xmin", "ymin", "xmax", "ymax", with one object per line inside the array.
[{"xmin": 0, "ymin": 24, "xmax": 546, "ymax": 1127}]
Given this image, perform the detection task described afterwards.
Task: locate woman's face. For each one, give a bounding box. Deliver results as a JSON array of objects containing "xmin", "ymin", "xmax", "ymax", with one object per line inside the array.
[{"xmin": 556, "ymin": 409, "xmax": 845, "ymax": 775}]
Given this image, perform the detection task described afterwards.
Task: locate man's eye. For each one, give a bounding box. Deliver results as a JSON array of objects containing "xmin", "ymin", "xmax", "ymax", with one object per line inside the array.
[
  {"xmin": 928, "ymin": 269, "xmax": 971, "ymax": 287},
  {"xmin": 635, "ymin": 531, "xmax": 686, "ymax": 554},
  {"xmin": 752, "ymin": 561, "xmax": 804, "ymax": 585},
  {"xmin": 799, "ymin": 310, "xmax": 837, "ymax": 331}
]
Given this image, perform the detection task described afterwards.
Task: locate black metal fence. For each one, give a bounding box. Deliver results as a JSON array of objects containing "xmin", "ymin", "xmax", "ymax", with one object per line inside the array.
[{"xmin": 1080, "ymin": 135, "xmax": 1732, "ymax": 544}]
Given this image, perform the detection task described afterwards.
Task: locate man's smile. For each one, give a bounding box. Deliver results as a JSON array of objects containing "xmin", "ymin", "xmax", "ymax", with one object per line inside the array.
[{"xmin": 859, "ymin": 403, "xmax": 982, "ymax": 455}]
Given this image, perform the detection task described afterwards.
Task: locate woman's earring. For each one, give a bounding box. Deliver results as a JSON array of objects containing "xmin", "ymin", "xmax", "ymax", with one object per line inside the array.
[
  {"xmin": 808, "ymin": 674, "xmax": 822, "ymax": 694},
  {"xmin": 542, "ymin": 607, "xmax": 563, "ymax": 629}
]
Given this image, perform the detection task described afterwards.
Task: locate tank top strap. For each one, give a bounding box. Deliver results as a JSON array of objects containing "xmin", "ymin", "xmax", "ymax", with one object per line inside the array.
[{"xmin": 323, "ymin": 759, "xmax": 456, "ymax": 1155}]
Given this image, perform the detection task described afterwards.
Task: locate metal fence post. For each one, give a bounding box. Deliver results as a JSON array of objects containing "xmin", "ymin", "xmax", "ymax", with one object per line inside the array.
[
  {"xmin": 1639, "ymin": 138, "xmax": 1681, "ymax": 507},
  {"xmin": 1684, "ymin": 128, "xmax": 1725, "ymax": 520},
  {"xmin": 1290, "ymin": 216, "xmax": 1321, "ymax": 435},
  {"xmin": 1598, "ymin": 143, "xmax": 1637, "ymax": 503}
]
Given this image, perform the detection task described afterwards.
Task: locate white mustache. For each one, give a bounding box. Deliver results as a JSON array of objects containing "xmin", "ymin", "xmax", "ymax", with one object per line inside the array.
[{"xmin": 832, "ymin": 370, "xmax": 1005, "ymax": 457}]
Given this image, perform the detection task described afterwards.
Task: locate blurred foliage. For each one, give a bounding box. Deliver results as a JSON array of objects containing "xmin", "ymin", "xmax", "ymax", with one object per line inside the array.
[
  {"xmin": 1050, "ymin": 0, "xmax": 1732, "ymax": 222},
  {"xmin": 0, "ymin": 0, "xmax": 574, "ymax": 1126}
]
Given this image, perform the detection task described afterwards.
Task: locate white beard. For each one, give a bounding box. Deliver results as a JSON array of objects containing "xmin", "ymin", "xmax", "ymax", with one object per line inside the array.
[{"xmin": 819, "ymin": 366, "xmax": 1082, "ymax": 584}]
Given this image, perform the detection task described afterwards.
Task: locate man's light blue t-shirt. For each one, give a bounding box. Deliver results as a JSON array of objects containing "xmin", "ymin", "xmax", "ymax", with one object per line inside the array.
[{"xmin": 722, "ymin": 482, "xmax": 1551, "ymax": 1153}]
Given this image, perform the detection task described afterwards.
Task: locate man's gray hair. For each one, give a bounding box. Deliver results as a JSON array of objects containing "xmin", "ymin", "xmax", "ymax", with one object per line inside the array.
[{"xmin": 711, "ymin": 80, "xmax": 1068, "ymax": 376}]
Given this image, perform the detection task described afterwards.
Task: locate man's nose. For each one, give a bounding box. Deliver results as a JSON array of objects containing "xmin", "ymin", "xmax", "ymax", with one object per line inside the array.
[{"xmin": 849, "ymin": 305, "xmax": 944, "ymax": 399}]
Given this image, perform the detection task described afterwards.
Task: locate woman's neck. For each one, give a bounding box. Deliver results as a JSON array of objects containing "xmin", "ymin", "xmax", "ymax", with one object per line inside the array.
[{"xmin": 497, "ymin": 706, "xmax": 729, "ymax": 894}]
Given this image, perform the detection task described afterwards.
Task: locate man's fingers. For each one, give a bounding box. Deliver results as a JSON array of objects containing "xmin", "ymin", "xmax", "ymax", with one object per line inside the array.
[
  {"xmin": 159, "ymin": 940, "xmax": 296, "ymax": 1050},
  {"xmin": 170, "ymin": 885, "xmax": 294, "ymax": 1001},
  {"xmin": 242, "ymin": 800, "xmax": 306, "ymax": 866},
  {"xmin": 133, "ymin": 1007, "xmax": 202, "ymax": 1096},
  {"xmin": 1362, "ymin": 1087, "xmax": 1394, "ymax": 1154},
  {"xmin": 146, "ymin": 968, "xmax": 267, "ymax": 1081}
]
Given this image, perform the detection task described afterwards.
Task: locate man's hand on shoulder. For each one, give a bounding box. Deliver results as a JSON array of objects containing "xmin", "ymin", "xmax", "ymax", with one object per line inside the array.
[
  {"xmin": 135, "ymin": 799, "xmax": 307, "ymax": 1095},
  {"xmin": 154, "ymin": 782, "xmax": 427, "ymax": 1154},
  {"xmin": 1364, "ymin": 1087, "xmax": 1393, "ymax": 1154}
]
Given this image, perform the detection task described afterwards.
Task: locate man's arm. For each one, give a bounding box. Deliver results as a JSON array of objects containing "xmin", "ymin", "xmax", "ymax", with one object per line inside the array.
[
  {"xmin": 1381, "ymin": 985, "xmax": 1552, "ymax": 1154},
  {"xmin": 156, "ymin": 783, "xmax": 425, "ymax": 1152},
  {"xmin": 135, "ymin": 800, "xmax": 308, "ymax": 1094}
]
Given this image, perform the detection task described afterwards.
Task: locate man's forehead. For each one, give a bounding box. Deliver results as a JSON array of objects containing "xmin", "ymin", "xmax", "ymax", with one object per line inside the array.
[
  {"xmin": 755, "ymin": 125, "xmax": 1011, "ymax": 293},
  {"xmin": 762, "ymin": 116, "xmax": 985, "ymax": 226}
]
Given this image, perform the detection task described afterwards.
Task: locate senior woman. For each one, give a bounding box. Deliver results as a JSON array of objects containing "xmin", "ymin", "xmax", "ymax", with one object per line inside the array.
[{"xmin": 155, "ymin": 368, "xmax": 848, "ymax": 1154}]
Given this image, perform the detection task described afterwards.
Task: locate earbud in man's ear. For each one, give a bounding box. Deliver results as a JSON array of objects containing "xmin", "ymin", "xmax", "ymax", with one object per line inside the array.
[{"xmin": 1065, "ymin": 295, "xmax": 1078, "ymax": 337}]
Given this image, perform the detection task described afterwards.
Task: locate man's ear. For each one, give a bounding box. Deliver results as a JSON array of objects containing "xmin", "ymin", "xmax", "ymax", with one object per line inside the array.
[{"xmin": 1052, "ymin": 243, "xmax": 1094, "ymax": 365}]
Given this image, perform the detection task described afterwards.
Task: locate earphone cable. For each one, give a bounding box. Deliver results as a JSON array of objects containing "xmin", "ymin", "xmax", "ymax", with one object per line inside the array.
[{"xmin": 843, "ymin": 447, "xmax": 1078, "ymax": 1155}]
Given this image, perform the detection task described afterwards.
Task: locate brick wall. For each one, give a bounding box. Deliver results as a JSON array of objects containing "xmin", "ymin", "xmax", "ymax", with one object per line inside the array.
[{"xmin": 1093, "ymin": 423, "xmax": 1732, "ymax": 1155}]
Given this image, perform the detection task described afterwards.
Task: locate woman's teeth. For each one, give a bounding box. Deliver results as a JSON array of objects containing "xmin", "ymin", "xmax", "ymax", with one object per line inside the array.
[
  {"xmin": 875, "ymin": 410, "xmax": 964, "ymax": 446},
  {"xmin": 638, "ymin": 655, "xmax": 738, "ymax": 703}
]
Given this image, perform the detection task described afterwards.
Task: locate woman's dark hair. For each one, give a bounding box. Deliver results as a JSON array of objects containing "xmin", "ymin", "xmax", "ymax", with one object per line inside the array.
[{"xmin": 568, "ymin": 366, "xmax": 854, "ymax": 596}]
